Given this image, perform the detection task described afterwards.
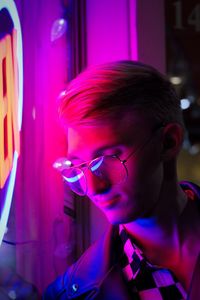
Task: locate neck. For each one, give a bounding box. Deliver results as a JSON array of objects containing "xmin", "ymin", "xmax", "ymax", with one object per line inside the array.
[
  {"xmin": 123, "ymin": 178, "xmax": 188, "ymax": 259},
  {"xmin": 123, "ymin": 175, "xmax": 200, "ymax": 291}
]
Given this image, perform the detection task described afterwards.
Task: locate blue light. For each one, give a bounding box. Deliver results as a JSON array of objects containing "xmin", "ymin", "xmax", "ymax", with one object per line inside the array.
[
  {"xmin": 181, "ymin": 98, "xmax": 190, "ymax": 110},
  {"xmin": 63, "ymin": 173, "xmax": 83, "ymax": 183},
  {"xmin": 0, "ymin": 151, "xmax": 18, "ymax": 245},
  {"xmin": 91, "ymin": 157, "xmax": 104, "ymax": 172}
]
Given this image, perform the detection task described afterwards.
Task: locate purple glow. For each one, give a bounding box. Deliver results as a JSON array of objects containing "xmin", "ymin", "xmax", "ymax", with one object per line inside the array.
[{"xmin": 86, "ymin": 0, "xmax": 138, "ymax": 65}]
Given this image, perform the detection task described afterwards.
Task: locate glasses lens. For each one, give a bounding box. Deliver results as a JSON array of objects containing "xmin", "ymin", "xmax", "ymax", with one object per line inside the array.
[
  {"xmin": 90, "ymin": 156, "xmax": 128, "ymax": 185},
  {"xmin": 62, "ymin": 168, "xmax": 86, "ymax": 196}
]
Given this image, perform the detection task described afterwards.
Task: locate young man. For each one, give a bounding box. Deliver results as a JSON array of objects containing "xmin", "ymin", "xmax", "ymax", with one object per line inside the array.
[{"xmin": 43, "ymin": 61, "xmax": 200, "ymax": 299}]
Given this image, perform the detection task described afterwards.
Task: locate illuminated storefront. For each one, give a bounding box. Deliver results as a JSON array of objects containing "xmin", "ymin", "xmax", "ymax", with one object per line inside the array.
[{"xmin": 0, "ymin": 0, "xmax": 23, "ymax": 245}]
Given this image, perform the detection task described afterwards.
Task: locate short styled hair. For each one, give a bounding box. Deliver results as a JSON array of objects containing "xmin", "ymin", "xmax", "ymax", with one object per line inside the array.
[{"xmin": 59, "ymin": 60, "xmax": 184, "ymax": 128}]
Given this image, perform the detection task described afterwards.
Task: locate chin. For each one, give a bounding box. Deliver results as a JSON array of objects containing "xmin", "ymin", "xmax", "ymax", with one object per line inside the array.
[{"xmin": 105, "ymin": 209, "xmax": 139, "ymax": 225}]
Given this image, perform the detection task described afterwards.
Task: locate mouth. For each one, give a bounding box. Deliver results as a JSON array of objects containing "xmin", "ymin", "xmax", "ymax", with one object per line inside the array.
[{"xmin": 95, "ymin": 195, "xmax": 120, "ymax": 208}]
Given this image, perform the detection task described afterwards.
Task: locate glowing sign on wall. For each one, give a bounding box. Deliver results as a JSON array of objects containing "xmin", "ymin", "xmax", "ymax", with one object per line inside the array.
[{"xmin": 0, "ymin": 0, "xmax": 23, "ymax": 245}]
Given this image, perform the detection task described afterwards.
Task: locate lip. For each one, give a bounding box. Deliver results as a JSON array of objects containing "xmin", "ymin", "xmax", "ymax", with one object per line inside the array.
[{"xmin": 95, "ymin": 195, "xmax": 119, "ymax": 208}]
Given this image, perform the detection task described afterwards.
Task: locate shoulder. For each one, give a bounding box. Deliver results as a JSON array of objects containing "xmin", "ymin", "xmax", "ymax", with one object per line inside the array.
[
  {"xmin": 180, "ymin": 181, "xmax": 200, "ymax": 197},
  {"xmin": 42, "ymin": 272, "xmax": 69, "ymax": 300},
  {"xmin": 180, "ymin": 181, "xmax": 200, "ymax": 210},
  {"xmin": 43, "ymin": 225, "xmax": 119, "ymax": 299}
]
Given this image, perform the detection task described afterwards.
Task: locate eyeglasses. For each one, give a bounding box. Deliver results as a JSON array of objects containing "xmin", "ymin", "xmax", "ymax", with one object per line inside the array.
[{"xmin": 53, "ymin": 125, "xmax": 164, "ymax": 196}]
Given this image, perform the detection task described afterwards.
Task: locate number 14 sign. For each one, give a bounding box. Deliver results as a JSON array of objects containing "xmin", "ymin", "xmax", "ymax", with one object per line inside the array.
[{"xmin": 173, "ymin": 1, "xmax": 200, "ymax": 32}]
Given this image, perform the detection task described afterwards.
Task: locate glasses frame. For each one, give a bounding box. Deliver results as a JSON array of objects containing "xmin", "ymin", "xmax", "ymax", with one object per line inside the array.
[{"xmin": 54, "ymin": 124, "xmax": 164, "ymax": 196}]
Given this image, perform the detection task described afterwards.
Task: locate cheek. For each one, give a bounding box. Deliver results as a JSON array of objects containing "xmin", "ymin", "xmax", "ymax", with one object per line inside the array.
[
  {"xmin": 119, "ymin": 163, "xmax": 163, "ymax": 219},
  {"xmin": 123, "ymin": 154, "xmax": 163, "ymax": 198},
  {"xmin": 135, "ymin": 143, "xmax": 162, "ymax": 178}
]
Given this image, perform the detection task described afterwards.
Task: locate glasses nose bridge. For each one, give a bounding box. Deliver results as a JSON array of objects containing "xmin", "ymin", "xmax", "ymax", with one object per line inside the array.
[{"xmin": 79, "ymin": 160, "xmax": 91, "ymax": 176}]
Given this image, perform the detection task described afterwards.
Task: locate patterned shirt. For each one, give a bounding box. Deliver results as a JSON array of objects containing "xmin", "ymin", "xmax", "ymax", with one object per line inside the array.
[{"xmin": 119, "ymin": 225, "xmax": 187, "ymax": 300}]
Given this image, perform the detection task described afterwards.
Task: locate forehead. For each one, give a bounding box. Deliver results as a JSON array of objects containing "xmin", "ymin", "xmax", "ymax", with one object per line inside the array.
[
  {"xmin": 67, "ymin": 111, "xmax": 153, "ymax": 160},
  {"xmin": 68, "ymin": 125, "xmax": 118, "ymax": 157}
]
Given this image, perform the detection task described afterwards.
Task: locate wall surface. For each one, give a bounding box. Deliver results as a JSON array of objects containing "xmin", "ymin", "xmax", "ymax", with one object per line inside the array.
[
  {"xmin": 13, "ymin": 0, "xmax": 73, "ymax": 294},
  {"xmin": 86, "ymin": 0, "xmax": 137, "ymax": 65}
]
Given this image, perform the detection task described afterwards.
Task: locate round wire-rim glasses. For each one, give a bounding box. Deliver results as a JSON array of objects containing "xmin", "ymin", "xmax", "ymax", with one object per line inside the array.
[{"xmin": 53, "ymin": 124, "xmax": 164, "ymax": 196}]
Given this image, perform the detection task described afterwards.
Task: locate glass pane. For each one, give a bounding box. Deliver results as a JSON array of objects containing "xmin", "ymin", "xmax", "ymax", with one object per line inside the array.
[{"xmin": 165, "ymin": 0, "xmax": 200, "ymax": 185}]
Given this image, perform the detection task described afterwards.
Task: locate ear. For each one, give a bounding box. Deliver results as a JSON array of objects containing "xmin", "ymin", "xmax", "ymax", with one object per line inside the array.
[{"xmin": 161, "ymin": 123, "xmax": 184, "ymax": 161}]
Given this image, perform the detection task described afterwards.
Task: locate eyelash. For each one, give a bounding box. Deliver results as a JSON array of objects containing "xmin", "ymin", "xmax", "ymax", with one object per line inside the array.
[
  {"xmin": 70, "ymin": 148, "xmax": 124, "ymax": 168},
  {"xmin": 104, "ymin": 149, "xmax": 122, "ymax": 157}
]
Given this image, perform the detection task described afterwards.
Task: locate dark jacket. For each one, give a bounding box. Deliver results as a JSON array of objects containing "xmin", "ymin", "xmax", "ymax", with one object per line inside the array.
[
  {"xmin": 43, "ymin": 182, "xmax": 200, "ymax": 300},
  {"xmin": 43, "ymin": 225, "xmax": 132, "ymax": 299}
]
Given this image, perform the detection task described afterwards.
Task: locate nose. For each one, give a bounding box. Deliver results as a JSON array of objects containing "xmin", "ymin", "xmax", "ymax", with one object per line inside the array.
[{"xmin": 85, "ymin": 169, "xmax": 111, "ymax": 196}]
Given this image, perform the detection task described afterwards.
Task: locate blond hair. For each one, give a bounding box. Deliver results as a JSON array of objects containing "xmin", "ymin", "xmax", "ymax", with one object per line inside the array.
[{"xmin": 59, "ymin": 60, "xmax": 184, "ymax": 128}]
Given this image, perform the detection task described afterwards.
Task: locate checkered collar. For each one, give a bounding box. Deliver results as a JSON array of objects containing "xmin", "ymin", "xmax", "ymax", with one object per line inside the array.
[
  {"xmin": 119, "ymin": 224, "xmax": 148, "ymax": 279},
  {"xmin": 118, "ymin": 181, "xmax": 200, "ymax": 280},
  {"xmin": 118, "ymin": 225, "xmax": 187, "ymax": 299}
]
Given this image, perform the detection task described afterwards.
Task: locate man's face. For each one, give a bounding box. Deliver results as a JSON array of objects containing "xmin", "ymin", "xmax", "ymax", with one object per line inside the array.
[{"xmin": 67, "ymin": 113, "xmax": 164, "ymax": 224}]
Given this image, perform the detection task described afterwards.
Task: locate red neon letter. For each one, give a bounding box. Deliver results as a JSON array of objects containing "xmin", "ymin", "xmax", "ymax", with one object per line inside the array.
[{"xmin": 0, "ymin": 32, "xmax": 19, "ymax": 188}]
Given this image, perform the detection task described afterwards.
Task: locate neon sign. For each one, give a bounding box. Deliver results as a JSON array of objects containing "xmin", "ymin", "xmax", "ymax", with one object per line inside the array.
[{"xmin": 0, "ymin": 0, "xmax": 23, "ymax": 245}]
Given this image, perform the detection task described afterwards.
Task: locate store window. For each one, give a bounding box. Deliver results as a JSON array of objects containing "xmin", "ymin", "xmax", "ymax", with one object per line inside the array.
[{"xmin": 165, "ymin": 0, "xmax": 200, "ymax": 184}]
